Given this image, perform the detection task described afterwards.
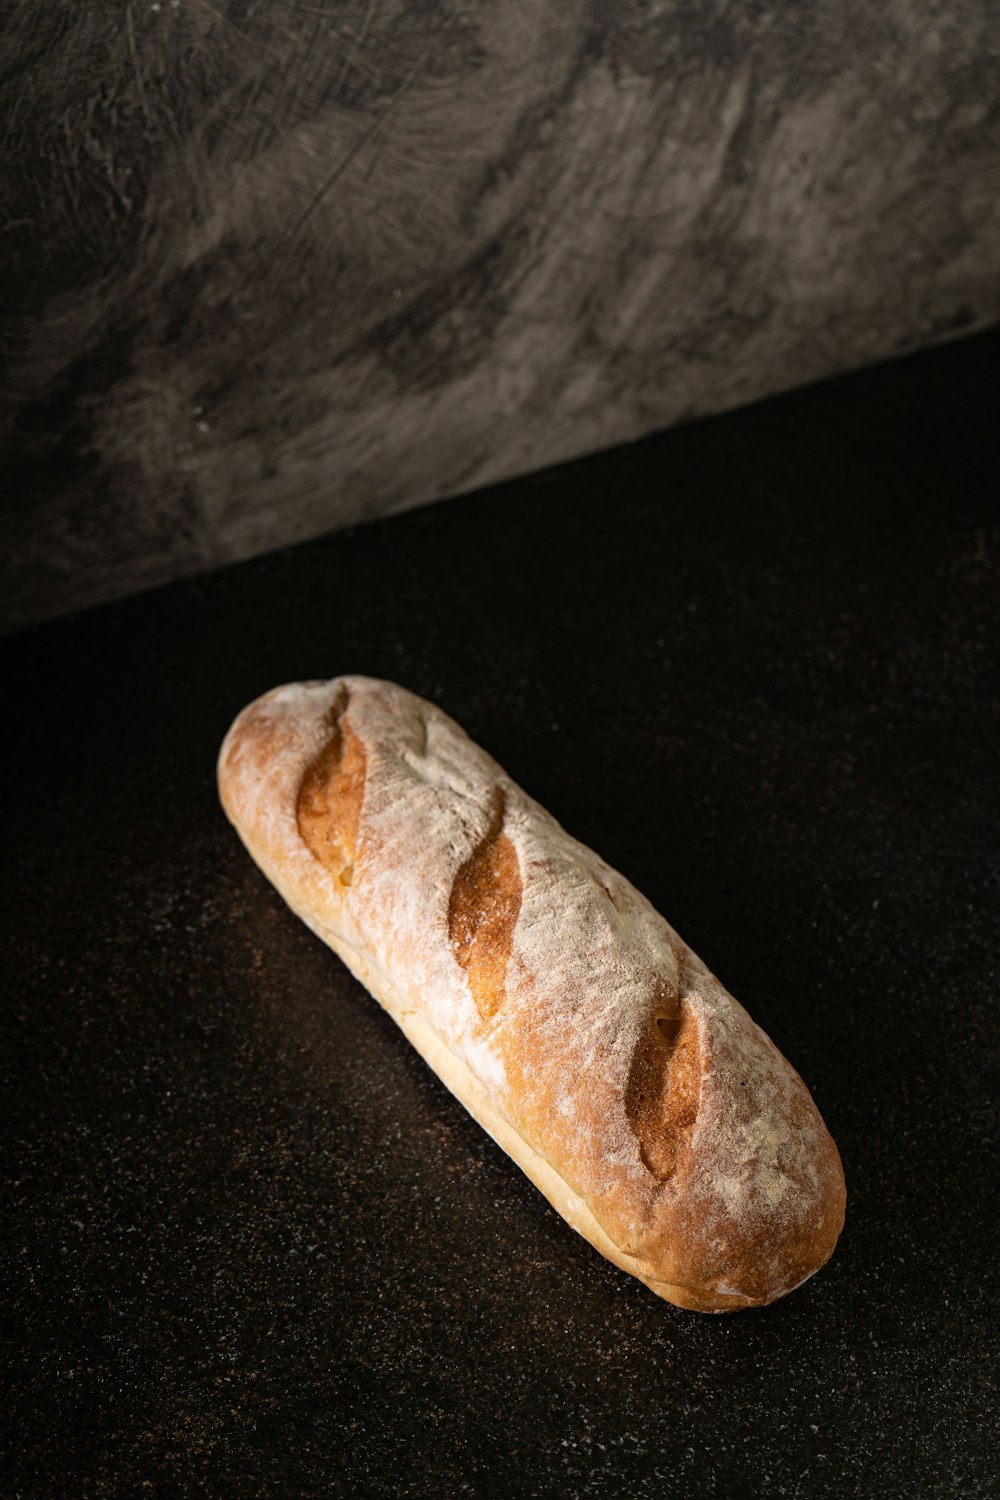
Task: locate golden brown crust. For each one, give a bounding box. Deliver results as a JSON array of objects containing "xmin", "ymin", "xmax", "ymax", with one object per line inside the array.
[{"xmin": 218, "ymin": 676, "xmax": 846, "ymax": 1312}]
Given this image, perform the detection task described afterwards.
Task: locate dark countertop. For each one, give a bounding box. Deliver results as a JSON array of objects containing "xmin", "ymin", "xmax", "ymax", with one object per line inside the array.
[{"xmin": 4, "ymin": 329, "xmax": 999, "ymax": 1497}]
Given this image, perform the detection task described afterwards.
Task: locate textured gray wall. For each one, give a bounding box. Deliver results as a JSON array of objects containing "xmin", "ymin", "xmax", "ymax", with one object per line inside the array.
[{"xmin": 3, "ymin": 0, "xmax": 999, "ymax": 631}]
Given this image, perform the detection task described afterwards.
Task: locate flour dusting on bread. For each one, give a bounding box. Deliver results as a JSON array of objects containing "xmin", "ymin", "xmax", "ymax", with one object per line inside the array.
[{"xmin": 218, "ymin": 675, "xmax": 846, "ymax": 1311}]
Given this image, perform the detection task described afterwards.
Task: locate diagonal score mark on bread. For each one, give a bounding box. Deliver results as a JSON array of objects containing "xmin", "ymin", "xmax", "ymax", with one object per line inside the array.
[
  {"xmin": 447, "ymin": 788, "xmax": 522, "ymax": 1024},
  {"xmin": 625, "ymin": 971, "xmax": 702, "ymax": 1185},
  {"xmin": 295, "ymin": 687, "xmax": 367, "ymax": 890},
  {"xmin": 218, "ymin": 676, "xmax": 846, "ymax": 1312}
]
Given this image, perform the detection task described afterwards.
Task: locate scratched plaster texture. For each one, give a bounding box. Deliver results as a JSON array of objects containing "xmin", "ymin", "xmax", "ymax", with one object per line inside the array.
[{"xmin": 2, "ymin": 0, "xmax": 999, "ymax": 630}]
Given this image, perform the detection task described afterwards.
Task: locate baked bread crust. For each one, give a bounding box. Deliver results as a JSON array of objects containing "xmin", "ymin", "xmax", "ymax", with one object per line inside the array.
[{"xmin": 218, "ymin": 676, "xmax": 846, "ymax": 1312}]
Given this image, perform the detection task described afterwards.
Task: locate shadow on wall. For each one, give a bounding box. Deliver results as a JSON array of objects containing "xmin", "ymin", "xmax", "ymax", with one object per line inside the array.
[{"xmin": 2, "ymin": 0, "xmax": 999, "ymax": 630}]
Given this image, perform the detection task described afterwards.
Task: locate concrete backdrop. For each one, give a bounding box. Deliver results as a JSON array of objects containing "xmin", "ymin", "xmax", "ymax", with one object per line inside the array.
[{"xmin": 3, "ymin": 0, "xmax": 999, "ymax": 631}]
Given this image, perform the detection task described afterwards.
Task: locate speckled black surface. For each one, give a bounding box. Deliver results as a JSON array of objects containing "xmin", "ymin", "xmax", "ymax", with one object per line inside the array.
[{"xmin": 4, "ymin": 329, "xmax": 999, "ymax": 1497}]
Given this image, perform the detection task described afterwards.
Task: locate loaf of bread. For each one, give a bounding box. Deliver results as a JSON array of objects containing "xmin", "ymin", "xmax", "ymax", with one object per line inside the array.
[{"xmin": 218, "ymin": 676, "xmax": 845, "ymax": 1312}]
